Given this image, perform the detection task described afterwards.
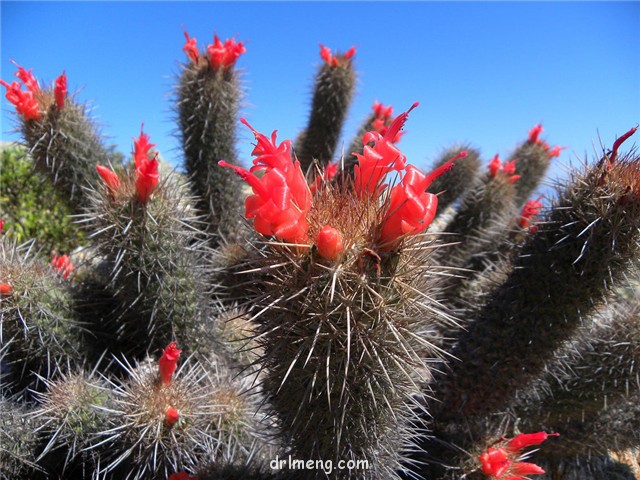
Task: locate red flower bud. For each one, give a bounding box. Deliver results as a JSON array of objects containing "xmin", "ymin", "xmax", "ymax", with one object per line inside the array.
[
  {"xmin": 54, "ymin": 72, "xmax": 67, "ymax": 110},
  {"xmin": 182, "ymin": 30, "xmax": 199, "ymax": 63},
  {"xmin": 96, "ymin": 165, "xmax": 121, "ymax": 195},
  {"xmin": 51, "ymin": 254, "xmax": 74, "ymax": 279},
  {"xmin": 316, "ymin": 226, "xmax": 343, "ymax": 261},
  {"xmin": 319, "ymin": 44, "xmax": 356, "ymax": 67},
  {"xmin": 479, "ymin": 447, "xmax": 511, "ymax": 477},
  {"xmin": 0, "ymin": 283, "xmax": 13, "ymax": 297},
  {"xmin": 507, "ymin": 432, "xmax": 559, "ymax": 452},
  {"xmin": 165, "ymin": 407, "xmax": 179, "ymax": 426},
  {"xmin": 158, "ymin": 341, "xmax": 182, "ymax": 385},
  {"xmin": 207, "ymin": 34, "xmax": 246, "ymax": 70},
  {"xmin": 0, "ymin": 218, "xmax": 4, "ymax": 234}
]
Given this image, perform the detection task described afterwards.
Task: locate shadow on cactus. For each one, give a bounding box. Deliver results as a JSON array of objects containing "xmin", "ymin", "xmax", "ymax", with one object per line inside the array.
[{"xmin": 1, "ymin": 25, "xmax": 639, "ymax": 480}]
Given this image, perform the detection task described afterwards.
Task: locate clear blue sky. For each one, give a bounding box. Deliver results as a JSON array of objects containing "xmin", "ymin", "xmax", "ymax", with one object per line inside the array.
[{"xmin": 2, "ymin": 1, "xmax": 639, "ymax": 192}]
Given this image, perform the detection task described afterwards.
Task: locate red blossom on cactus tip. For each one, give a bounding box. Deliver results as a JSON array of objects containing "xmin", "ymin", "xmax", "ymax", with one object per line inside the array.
[
  {"xmin": 207, "ymin": 34, "xmax": 246, "ymax": 70},
  {"xmin": 319, "ymin": 44, "xmax": 356, "ymax": 67},
  {"xmin": 316, "ymin": 226, "xmax": 344, "ymax": 261},
  {"xmin": 0, "ymin": 283, "xmax": 13, "ymax": 297},
  {"xmin": 219, "ymin": 120, "xmax": 312, "ymax": 243},
  {"xmin": 519, "ymin": 197, "xmax": 544, "ymax": 230},
  {"xmin": 133, "ymin": 125, "xmax": 156, "ymax": 169},
  {"xmin": 379, "ymin": 152, "xmax": 466, "ymax": 250},
  {"xmin": 182, "ymin": 30, "xmax": 199, "ymax": 63},
  {"xmin": 165, "ymin": 407, "xmax": 180, "ymax": 426},
  {"xmin": 528, "ymin": 124, "xmax": 544, "ymax": 144},
  {"xmin": 609, "ymin": 126, "xmax": 638, "ymax": 166},
  {"xmin": 158, "ymin": 341, "xmax": 182, "ymax": 385},
  {"xmin": 354, "ymin": 103, "xmax": 419, "ymax": 196},
  {"xmin": 479, "ymin": 432, "xmax": 557, "ymax": 479},
  {"xmin": 54, "ymin": 72, "xmax": 67, "ymax": 110},
  {"xmin": 51, "ymin": 254, "xmax": 74, "ymax": 279},
  {"xmin": 10, "ymin": 60, "xmax": 39, "ymax": 92},
  {"xmin": 488, "ymin": 155, "xmax": 520, "ymax": 183},
  {"xmin": 96, "ymin": 165, "xmax": 121, "ymax": 195},
  {"xmin": 0, "ymin": 79, "xmax": 40, "ymax": 121}
]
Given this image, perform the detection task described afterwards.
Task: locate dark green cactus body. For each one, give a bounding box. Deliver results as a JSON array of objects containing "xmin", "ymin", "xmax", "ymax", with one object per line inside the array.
[
  {"xmin": 21, "ymin": 93, "xmax": 112, "ymax": 210},
  {"xmin": 509, "ymin": 139, "xmax": 555, "ymax": 207},
  {"xmin": 177, "ymin": 59, "xmax": 245, "ymax": 243},
  {"xmin": 0, "ymin": 398, "xmax": 42, "ymax": 480},
  {"xmin": 427, "ymin": 146, "xmax": 481, "ymax": 212},
  {"xmin": 83, "ymin": 170, "xmax": 215, "ymax": 356},
  {"xmin": 0, "ymin": 240, "xmax": 83, "ymax": 392},
  {"xmin": 432, "ymin": 151, "xmax": 640, "ymax": 424},
  {"xmin": 295, "ymin": 50, "xmax": 356, "ymax": 172}
]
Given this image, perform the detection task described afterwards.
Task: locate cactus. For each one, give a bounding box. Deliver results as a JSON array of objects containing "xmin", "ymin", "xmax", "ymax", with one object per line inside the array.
[{"xmin": 2, "ymin": 29, "xmax": 640, "ymax": 480}]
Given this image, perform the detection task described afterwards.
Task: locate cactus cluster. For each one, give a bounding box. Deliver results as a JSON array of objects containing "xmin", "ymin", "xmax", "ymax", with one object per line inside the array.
[{"xmin": 1, "ymin": 27, "xmax": 639, "ymax": 480}]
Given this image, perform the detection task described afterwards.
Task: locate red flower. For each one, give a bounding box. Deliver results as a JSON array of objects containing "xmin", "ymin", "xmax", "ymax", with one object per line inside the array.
[
  {"xmin": 353, "ymin": 103, "xmax": 419, "ymax": 196},
  {"xmin": 219, "ymin": 119, "xmax": 311, "ymax": 243},
  {"xmin": 158, "ymin": 342, "xmax": 182, "ymax": 385},
  {"xmin": 207, "ymin": 34, "xmax": 246, "ymax": 70},
  {"xmin": 96, "ymin": 165, "xmax": 121, "ymax": 196},
  {"xmin": 488, "ymin": 155, "xmax": 520, "ymax": 183},
  {"xmin": 133, "ymin": 127, "xmax": 156, "ymax": 169},
  {"xmin": 371, "ymin": 101, "xmax": 404, "ymax": 143},
  {"xmin": 319, "ymin": 44, "xmax": 356, "ymax": 67},
  {"xmin": 0, "ymin": 218, "xmax": 4, "ymax": 234},
  {"xmin": 479, "ymin": 432, "xmax": 557, "ymax": 479},
  {"xmin": 54, "ymin": 72, "xmax": 67, "ymax": 110},
  {"xmin": 11, "ymin": 60, "xmax": 39, "ymax": 92},
  {"xmin": 316, "ymin": 226, "xmax": 344, "ymax": 261},
  {"xmin": 165, "ymin": 407, "xmax": 180, "ymax": 426},
  {"xmin": 51, "ymin": 254, "xmax": 74, "ymax": 279},
  {"xmin": 182, "ymin": 30, "xmax": 200, "ymax": 63},
  {"xmin": 528, "ymin": 124, "xmax": 544, "ymax": 144},
  {"xmin": 378, "ymin": 152, "xmax": 466, "ymax": 250},
  {"xmin": 0, "ymin": 79, "xmax": 40, "ymax": 121},
  {"xmin": 608, "ymin": 126, "xmax": 638, "ymax": 167},
  {"xmin": 527, "ymin": 123, "xmax": 564, "ymax": 159},
  {"xmin": 0, "ymin": 283, "xmax": 13, "ymax": 297},
  {"xmin": 519, "ymin": 197, "xmax": 543, "ymax": 230}
]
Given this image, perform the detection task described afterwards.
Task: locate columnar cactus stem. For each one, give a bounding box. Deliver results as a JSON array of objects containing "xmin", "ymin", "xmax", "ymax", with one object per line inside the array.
[
  {"xmin": 295, "ymin": 45, "xmax": 357, "ymax": 172},
  {"xmin": 427, "ymin": 145, "xmax": 481, "ymax": 212},
  {"xmin": 2, "ymin": 64, "xmax": 112, "ymax": 211},
  {"xmin": 431, "ymin": 129, "xmax": 640, "ymax": 424},
  {"xmin": 177, "ymin": 30, "xmax": 246, "ymax": 243}
]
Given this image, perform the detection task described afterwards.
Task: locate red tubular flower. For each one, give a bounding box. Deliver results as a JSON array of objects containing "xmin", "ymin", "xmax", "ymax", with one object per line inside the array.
[
  {"xmin": 379, "ymin": 152, "xmax": 466, "ymax": 250},
  {"xmin": 506, "ymin": 432, "xmax": 559, "ymax": 452},
  {"xmin": 133, "ymin": 127, "xmax": 156, "ymax": 169},
  {"xmin": 528, "ymin": 124, "xmax": 544, "ymax": 144},
  {"xmin": 609, "ymin": 126, "xmax": 638, "ymax": 166},
  {"xmin": 0, "ymin": 80, "xmax": 40, "ymax": 121},
  {"xmin": 316, "ymin": 226, "xmax": 344, "ymax": 261},
  {"xmin": 158, "ymin": 342, "xmax": 182, "ymax": 385},
  {"xmin": 480, "ymin": 447, "xmax": 511, "ymax": 477},
  {"xmin": 11, "ymin": 60, "xmax": 39, "ymax": 92},
  {"xmin": 519, "ymin": 197, "xmax": 544, "ymax": 230},
  {"xmin": 353, "ymin": 103, "xmax": 419, "ymax": 196},
  {"xmin": 96, "ymin": 165, "xmax": 121, "ymax": 195},
  {"xmin": 207, "ymin": 34, "xmax": 246, "ymax": 70},
  {"xmin": 54, "ymin": 72, "xmax": 67, "ymax": 110},
  {"xmin": 219, "ymin": 119, "xmax": 311, "ymax": 243},
  {"xmin": 165, "ymin": 407, "xmax": 180, "ymax": 426},
  {"xmin": 488, "ymin": 155, "xmax": 520, "ymax": 183},
  {"xmin": 136, "ymin": 156, "xmax": 159, "ymax": 204},
  {"xmin": 319, "ymin": 44, "xmax": 356, "ymax": 67},
  {"xmin": 0, "ymin": 283, "xmax": 13, "ymax": 297},
  {"xmin": 182, "ymin": 30, "xmax": 200, "ymax": 63},
  {"xmin": 479, "ymin": 431, "xmax": 557, "ymax": 479},
  {"xmin": 51, "ymin": 254, "xmax": 74, "ymax": 279}
]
